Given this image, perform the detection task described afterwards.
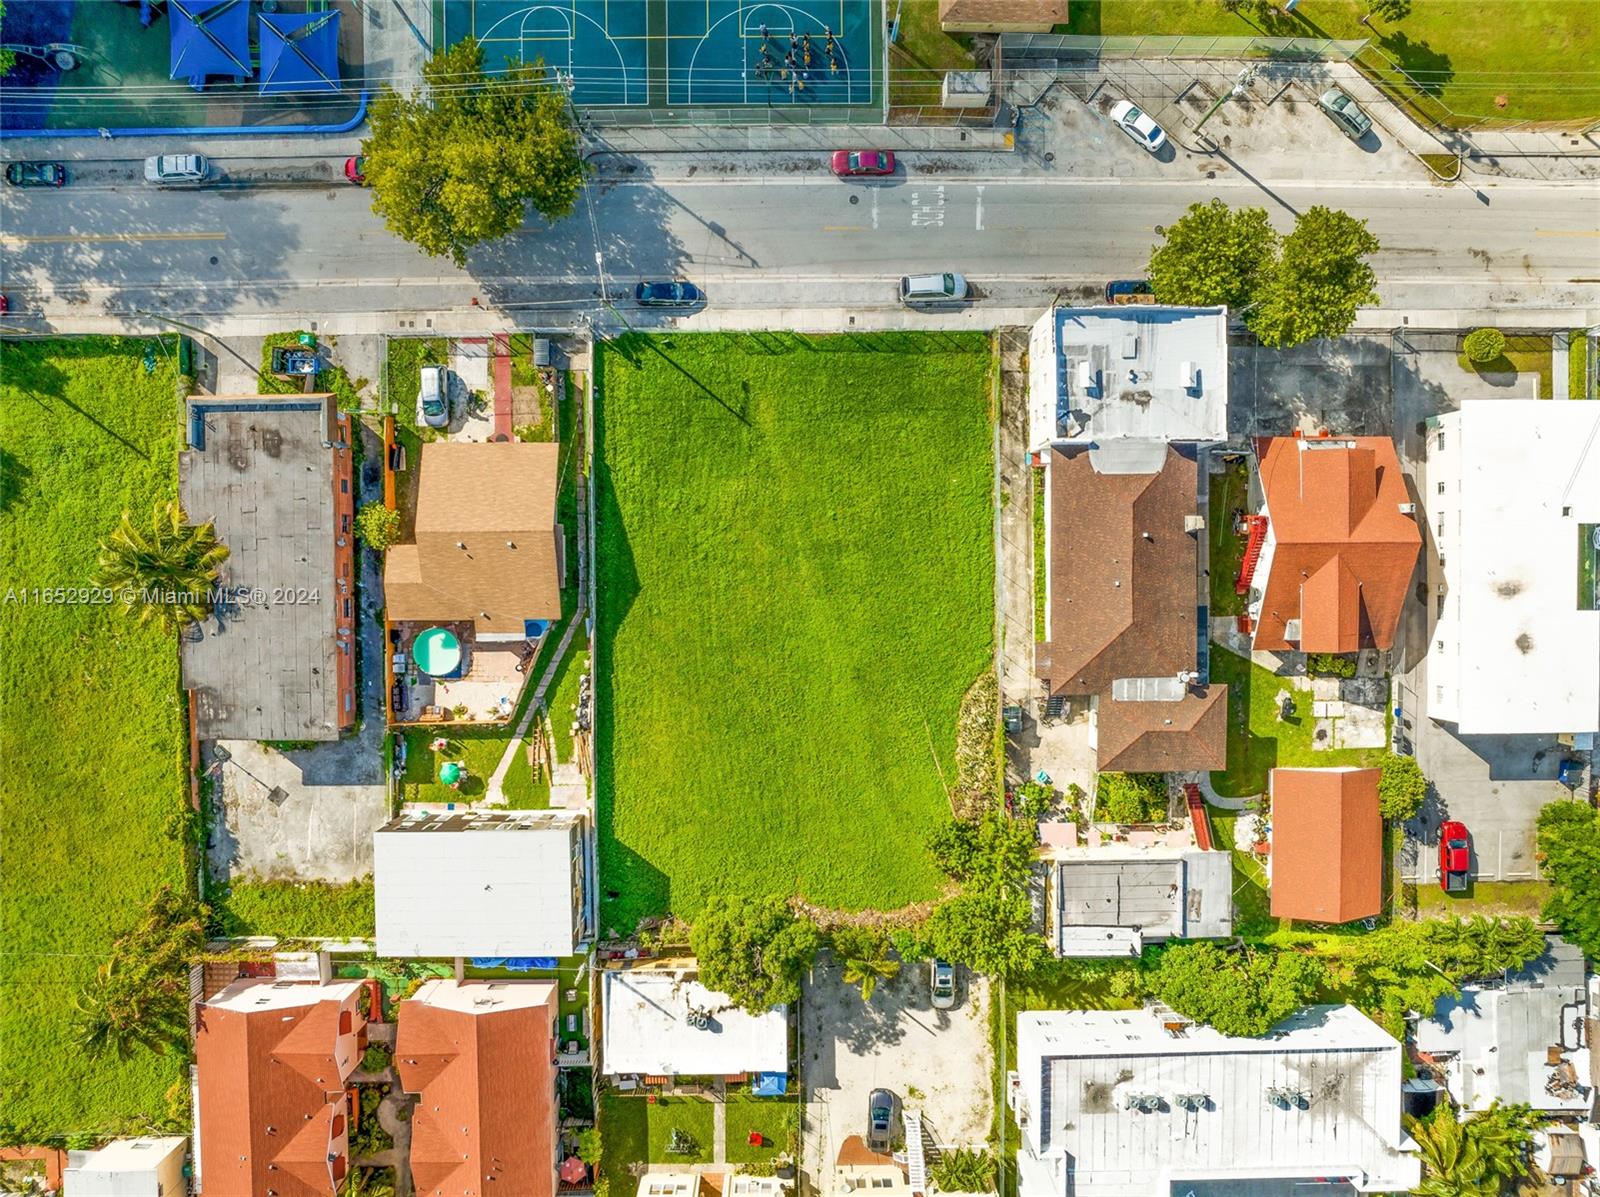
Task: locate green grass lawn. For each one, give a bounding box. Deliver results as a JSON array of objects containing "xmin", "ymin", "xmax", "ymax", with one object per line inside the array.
[
  {"xmin": 1208, "ymin": 459, "xmax": 1250, "ymax": 617},
  {"xmin": 1055, "ymin": 0, "xmax": 1600, "ymax": 124},
  {"xmin": 209, "ymin": 879, "xmax": 377, "ymax": 939},
  {"xmin": 1457, "ymin": 333, "xmax": 1553, "ymax": 399},
  {"xmin": 600, "ymin": 1094, "xmax": 715, "ymax": 1191},
  {"xmin": 1414, "ymin": 878, "xmax": 1552, "ymax": 919},
  {"xmin": 1209, "ymin": 809, "xmax": 1275, "ymax": 939},
  {"xmin": 724, "ymin": 1094, "xmax": 798, "ymax": 1165},
  {"xmin": 595, "ymin": 332, "xmax": 994, "ymax": 929},
  {"xmin": 889, "ymin": 3, "xmax": 975, "ymax": 107},
  {"xmin": 259, "ymin": 331, "xmax": 367, "ymax": 412},
  {"xmin": 1569, "ymin": 332, "xmax": 1591, "ymax": 400},
  {"xmin": 548, "ymin": 626, "xmax": 591, "ymax": 765},
  {"xmin": 1208, "ymin": 646, "xmax": 1387, "ymax": 798},
  {"xmin": 0, "ymin": 336, "xmax": 191, "ymax": 1133}
]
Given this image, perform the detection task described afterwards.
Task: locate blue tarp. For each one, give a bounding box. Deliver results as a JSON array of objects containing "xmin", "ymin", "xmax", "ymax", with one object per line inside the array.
[
  {"xmin": 470, "ymin": 957, "xmax": 560, "ymax": 971},
  {"xmin": 258, "ymin": 10, "xmax": 342, "ymax": 95},
  {"xmin": 169, "ymin": 0, "xmax": 251, "ymax": 88},
  {"xmin": 752, "ymin": 1071, "xmax": 787, "ymax": 1096}
]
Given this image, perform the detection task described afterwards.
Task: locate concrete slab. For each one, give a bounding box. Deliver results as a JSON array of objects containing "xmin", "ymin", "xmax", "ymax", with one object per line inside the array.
[
  {"xmin": 1333, "ymin": 704, "xmax": 1387, "ymax": 750},
  {"xmin": 1230, "ymin": 335, "xmax": 1395, "ymax": 439},
  {"xmin": 801, "ymin": 954, "xmax": 992, "ymax": 1195}
]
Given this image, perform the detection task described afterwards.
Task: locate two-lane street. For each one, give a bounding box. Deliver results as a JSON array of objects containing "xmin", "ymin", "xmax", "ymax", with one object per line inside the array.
[{"xmin": 3, "ymin": 161, "xmax": 1598, "ymax": 328}]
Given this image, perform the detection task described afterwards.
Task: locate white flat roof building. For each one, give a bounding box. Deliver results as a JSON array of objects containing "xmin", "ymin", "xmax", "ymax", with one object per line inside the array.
[
  {"xmin": 63, "ymin": 1136, "xmax": 188, "ymax": 1197},
  {"xmin": 1027, "ymin": 306, "xmax": 1229, "ymax": 453},
  {"xmin": 602, "ymin": 968, "xmax": 787, "ymax": 1079},
  {"xmin": 1428, "ymin": 401, "xmax": 1600, "ymax": 735},
  {"xmin": 374, "ymin": 809, "xmax": 588, "ymax": 958},
  {"xmin": 1015, "ymin": 1004, "xmax": 1420, "ymax": 1197},
  {"xmin": 1047, "ymin": 849, "xmax": 1233, "ymax": 958}
]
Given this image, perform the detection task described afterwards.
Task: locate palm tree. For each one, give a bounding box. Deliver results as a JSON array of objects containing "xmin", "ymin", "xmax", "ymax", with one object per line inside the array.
[
  {"xmin": 1405, "ymin": 1103, "xmax": 1539, "ymax": 1197},
  {"xmin": 72, "ymin": 959, "xmax": 186, "ymax": 1060},
  {"xmin": 833, "ymin": 927, "xmax": 900, "ymax": 1002},
  {"xmin": 95, "ymin": 500, "xmax": 229, "ymax": 632}
]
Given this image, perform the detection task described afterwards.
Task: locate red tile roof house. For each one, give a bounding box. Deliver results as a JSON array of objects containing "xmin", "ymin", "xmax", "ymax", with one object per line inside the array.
[
  {"xmin": 194, "ymin": 978, "xmax": 367, "ymax": 1197},
  {"xmin": 1247, "ymin": 436, "xmax": 1422, "ymax": 655},
  {"xmin": 397, "ymin": 979, "xmax": 560, "ymax": 1197},
  {"xmin": 1036, "ymin": 443, "xmax": 1228, "ymax": 772},
  {"xmin": 1268, "ymin": 767, "xmax": 1383, "ymax": 924}
]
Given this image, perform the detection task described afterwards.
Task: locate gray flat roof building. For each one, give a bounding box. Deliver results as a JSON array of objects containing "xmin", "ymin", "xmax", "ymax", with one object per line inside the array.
[
  {"xmin": 1049, "ymin": 851, "xmax": 1232, "ymax": 958},
  {"xmin": 179, "ymin": 396, "xmax": 355, "ymax": 741}
]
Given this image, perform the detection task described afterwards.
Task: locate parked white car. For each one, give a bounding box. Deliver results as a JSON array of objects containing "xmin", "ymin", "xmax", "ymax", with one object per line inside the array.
[
  {"xmin": 143, "ymin": 153, "xmax": 209, "ymax": 183},
  {"xmin": 416, "ymin": 365, "xmax": 449, "ymax": 429},
  {"xmin": 1109, "ymin": 101, "xmax": 1167, "ymax": 154},
  {"xmin": 930, "ymin": 958, "xmax": 956, "ymax": 1010}
]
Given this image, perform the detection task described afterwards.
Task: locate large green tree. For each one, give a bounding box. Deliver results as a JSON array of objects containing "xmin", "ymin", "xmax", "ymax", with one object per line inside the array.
[
  {"xmin": 1148, "ymin": 198, "xmax": 1277, "ymax": 311},
  {"xmin": 95, "ymin": 500, "xmax": 229, "ymax": 632},
  {"xmin": 1149, "ymin": 942, "xmax": 1324, "ymax": 1037},
  {"xmin": 831, "ymin": 926, "xmax": 900, "ymax": 1002},
  {"xmin": 1249, "ymin": 205, "xmax": 1381, "ymax": 348},
  {"xmin": 1147, "ymin": 201, "xmax": 1381, "ymax": 348},
  {"xmin": 690, "ymin": 894, "xmax": 820, "ymax": 1014},
  {"xmin": 364, "ymin": 38, "xmax": 585, "ymax": 265},
  {"xmin": 1376, "ymin": 753, "xmax": 1427, "ymax": 821},
  {"xmin": 73, "ymin": 886, "xmax": 206, "ymax": 1060},
  {"xmin": 1404, "ymin": 1102, "xmax": 1539, "ymax": 1197},
  {"xmin": 1536, "ymin": 800, "xmax": 1600, "ymax": 956}
]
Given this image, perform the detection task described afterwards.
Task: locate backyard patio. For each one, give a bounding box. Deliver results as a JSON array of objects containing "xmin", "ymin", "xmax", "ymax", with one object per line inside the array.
[{"xmin": 389, "ymin": 619, "xmax": 547, "ymax": 724}]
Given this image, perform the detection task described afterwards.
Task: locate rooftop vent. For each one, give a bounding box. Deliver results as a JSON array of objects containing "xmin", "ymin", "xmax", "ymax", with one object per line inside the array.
[
  {"xmin": 1123, "ymin": 1092, "xmax": 1165, "ymax": 1113},
  {"xmin": 1175, "ymin": 1093, "xmax": 1208, "ymax": 1111}
]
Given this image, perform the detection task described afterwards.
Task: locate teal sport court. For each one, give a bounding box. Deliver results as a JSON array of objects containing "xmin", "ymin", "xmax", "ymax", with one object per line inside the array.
[{"xmin": 438, "ymin": 0, "xmax": 881, "ymax": 110}]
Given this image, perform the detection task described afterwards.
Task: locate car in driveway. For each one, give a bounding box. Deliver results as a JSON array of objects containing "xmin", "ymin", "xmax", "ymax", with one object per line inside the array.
[
  {"xmin": 930, "ymin": 959, "xmax": 956, "ymax": 1010},
  {"xmin": 144, "ymin": 153, "xmax": 209, "ymax": 183},
  {"xmin": 831, "ymin": 149, "xmax": 895, "ymax": 177},
  {"xmin": 1109, "ymin": 100, "xmax": 1167, "ymax": 153},
  {"xmin": 867, "ymin": 1088, "xmax": 898, "ymax": 1151},
  {"xmin": 344, "ymin": 155, "xmax": 367, "ymax": 185},
  {"xmin": 635, "ymin": 280, "xmax": 703, "ymax": 308},
  {"xmin": 417, "ymin": 365, "xmax": 449, "ymax": 429},
  {"xmin": 5, "ymin": 161, "xmax": 66, "ymax": 187},
  {"xmin": 1317, "ymin": 87, "xmax": 1373, "ymax": 141},
  {"xmin": 1439, "ymin": 820, "xmax": 1471, "ymax": 892}
]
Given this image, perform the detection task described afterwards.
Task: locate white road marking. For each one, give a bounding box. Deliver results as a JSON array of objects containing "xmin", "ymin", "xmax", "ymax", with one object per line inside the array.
[
  {"xmin": 871, "ymin": 188, "xmax": 879, "ymax": 231},
  {"xmin": 975, "ymin": 185, "xmax": 985, "ymax": 232}
]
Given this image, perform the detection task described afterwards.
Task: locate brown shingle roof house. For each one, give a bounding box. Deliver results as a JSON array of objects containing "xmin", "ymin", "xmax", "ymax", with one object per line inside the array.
[
  {"xmin": 1037, "ymin": 444, "xmax": 1227, "ymax": 771},
  {"xmin": 194, "ymin": 979, "xmax": 367, "ymax": 1197},
  {"xmin": 1251, "ymin": 436, "xmax": 1421, "ymax": 654},
  {"xmin": 1269, "ymin": 767, "xmax": 1383, "ymax": 924},
  {"xmin": 939, "ymin": 0, "xmax": 1068, "ymax": 33},
  {"xmin": 397, "ymin": 979, "xmax": 559, "ymax": 1197},
  {"xmin": 384, "ymin": 442, "xmax": 563, "ymax": 636}
]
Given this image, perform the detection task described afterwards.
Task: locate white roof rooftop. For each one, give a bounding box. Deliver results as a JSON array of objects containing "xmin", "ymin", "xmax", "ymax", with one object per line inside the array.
[
  {"xmin": 63, "ymin": 1137, "xmax": 187, "ymax": 1195},
  {"xmin": 374, "ymin": 810, "xmax": 583, "ymax": 958},
  {"xmin": 1028, "ymin": 306, "xmax": 1229, "ymax": 452},
  {"xmin": 1436, "ymin": 401, "xmax": 1600, "ymax": 733},
  {"xmin": 1416, "ymin": 980, "xmax": 1590, "ymax": 1113},
  {"xmin": 1015, "ymin": 1005, "xmax": 1418, "ymax": 1197},
  {"xmin": 601, "ymin": 969, "xmax": 787, "ymax": 1077},
  {"xmin": 1053, "ymin": 850, "xmax": 1233, "ymax": 956},
  {"xmin": 206, "ymin": 977, "xmax": 361, "ymax": 1013}
]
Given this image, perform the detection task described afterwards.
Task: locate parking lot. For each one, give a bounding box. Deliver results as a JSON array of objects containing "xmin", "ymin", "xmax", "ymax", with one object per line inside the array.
[{"xmin": 801, "ymin": 952, "xmax": 993, "ymax": 1192}]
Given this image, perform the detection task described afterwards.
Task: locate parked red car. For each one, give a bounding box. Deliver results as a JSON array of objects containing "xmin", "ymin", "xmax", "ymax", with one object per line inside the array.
[
  {"xmin": 1439, "ymin": 820, "xmax": 1471, "ymax": 892},
  {"xmin": 831, "ymin": 149, "xmax": 895, "ymax": 177},
  {"xmin": 343, "ymin": 155, "xmax": 367, "ymax": 185}
]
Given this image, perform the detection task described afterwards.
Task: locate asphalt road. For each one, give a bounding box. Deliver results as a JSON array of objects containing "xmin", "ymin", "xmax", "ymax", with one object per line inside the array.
[{"xmin": 3, "ymin": 161, "xmax": 1598, "ymax": 328}]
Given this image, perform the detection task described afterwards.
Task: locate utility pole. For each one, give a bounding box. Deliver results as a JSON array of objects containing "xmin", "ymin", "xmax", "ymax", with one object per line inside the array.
[{"xmin": 1193, "ymin": 65, "xmax": 1257, "ymax": 135}]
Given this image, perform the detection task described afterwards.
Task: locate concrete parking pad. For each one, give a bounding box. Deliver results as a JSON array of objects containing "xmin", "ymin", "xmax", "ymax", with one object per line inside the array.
[
  {"xmin": 802, "ymin": 953, "xmax": 992, "ymax": 1194},
  {"xmin": 1229, "ymin": 334, "xmax": 1396, "ymax": 439}
]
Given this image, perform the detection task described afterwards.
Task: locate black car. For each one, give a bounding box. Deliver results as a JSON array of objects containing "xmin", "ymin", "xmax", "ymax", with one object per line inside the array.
[
  {"xmin": 635, "ymin": 280, "xmax": 703, "ymax": 308},
  {"xmin": 1105, "ymin": 278, "xmax": 1154, "ymax": 305},
  {"xmin": 5, "ymin": 161, "xmax": 67, "ymax": 188}
]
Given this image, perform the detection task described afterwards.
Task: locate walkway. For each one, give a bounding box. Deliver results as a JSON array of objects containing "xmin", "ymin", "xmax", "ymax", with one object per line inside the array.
[
  {"xmin": 484, "ymin": 605, "xmax": 587, "ymax": 805},
  {"xmin": 492, "ymin": 332, "xmax": 513, "ymax": 439}
]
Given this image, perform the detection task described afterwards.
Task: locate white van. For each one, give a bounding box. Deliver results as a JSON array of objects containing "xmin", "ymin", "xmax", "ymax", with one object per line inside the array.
[{"xmin": 899, "ymin": 272, "xmax": 969, "ymax": 305}]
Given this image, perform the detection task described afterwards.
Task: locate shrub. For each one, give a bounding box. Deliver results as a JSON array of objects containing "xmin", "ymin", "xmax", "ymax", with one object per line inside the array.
[
  {"xmin": 1150, "ymin": 942, "xmax": 1325, "ymax": 1038},
  {"xmin": 932, "ymin": 1148, "xmax": 996, "ymax": 1194},
  {"xmin": 355, "ymin": 502, "xmax": 401, "ymax": 550},
  {"xmin": 1306, "ymin": 652, "xmax": 1357, "ymax": 678},
  {"xmin": 690, "ymin": 894, "xmax": 820, "ymax": 1013},
  {"xmin": 361, "ymin": 1043, "xmax": 392, "ymax": 1074},
  {"xmin": 1463, "ymin": 327, "xmax": 1506, "ymax": 363},
  {"xmin": 1377, "ymin": 754, "xmax": 1427, "ymax": 821},
  {"xmin": 1094, "ymin": 773, "xmax": 1169, "ymax": 825}
]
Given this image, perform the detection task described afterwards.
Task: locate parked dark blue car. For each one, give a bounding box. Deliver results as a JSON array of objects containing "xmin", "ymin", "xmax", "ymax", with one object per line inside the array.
[{"xmin": 635, "ymin": 280, "xmax": 703, "ymax": 308}]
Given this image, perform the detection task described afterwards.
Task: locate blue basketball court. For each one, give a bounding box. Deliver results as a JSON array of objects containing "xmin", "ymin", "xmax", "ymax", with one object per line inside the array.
[{"xmin": 438, "ymin": 0, "xmax": 881, "ymax": 111}]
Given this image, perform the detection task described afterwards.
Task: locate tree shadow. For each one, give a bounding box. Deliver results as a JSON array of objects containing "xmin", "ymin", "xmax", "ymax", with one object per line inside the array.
[
  {"xmin": 0, "ymin": 446, "xmax": 33, "ymax": 515},
  {"xmin": 1377, "ymin": 31, "xmax": 1455, "ymax": 98}
]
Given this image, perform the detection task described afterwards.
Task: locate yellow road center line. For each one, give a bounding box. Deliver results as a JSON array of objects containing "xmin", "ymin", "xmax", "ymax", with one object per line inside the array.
[
  {"xmin": 0, "ymin": 231, "xmax": 228, "ymax": 245},
  {"xmin": 821, "ymin": 225, "xmax": 866, "ymax": 232},
  {"xmin": 1533, "ymin": 229, "xmax": 1600, "ymax": 238}
]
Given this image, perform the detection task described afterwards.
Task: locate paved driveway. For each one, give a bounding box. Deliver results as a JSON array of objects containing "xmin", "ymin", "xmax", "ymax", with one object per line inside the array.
[
  {"xmin": 1229, "ymin": 334, "xmax": 1396, "ymax": 439},
  {"xmin": 801, "ymin": 953, "xmax": 993, "ymax": 1193}
]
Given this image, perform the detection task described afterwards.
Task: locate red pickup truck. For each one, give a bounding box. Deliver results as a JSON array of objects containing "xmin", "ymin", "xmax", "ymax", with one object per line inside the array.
[{"xmin": 1439, "ymin": 820, "xmax": 1471, "ymax": 893}]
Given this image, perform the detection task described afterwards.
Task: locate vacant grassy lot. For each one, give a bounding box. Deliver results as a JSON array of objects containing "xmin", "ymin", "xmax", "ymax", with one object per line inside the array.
[
  {"xmin": 0, "ymin": 337, "xmax": 190, "ymax": 1133},
  {"xmin": 1209, "ymin": 646, "xmax": 1387, "ymax": 798},
  {"xmin": 596, "ymin": 332, "xmax": 994, "ymax": 929}
]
